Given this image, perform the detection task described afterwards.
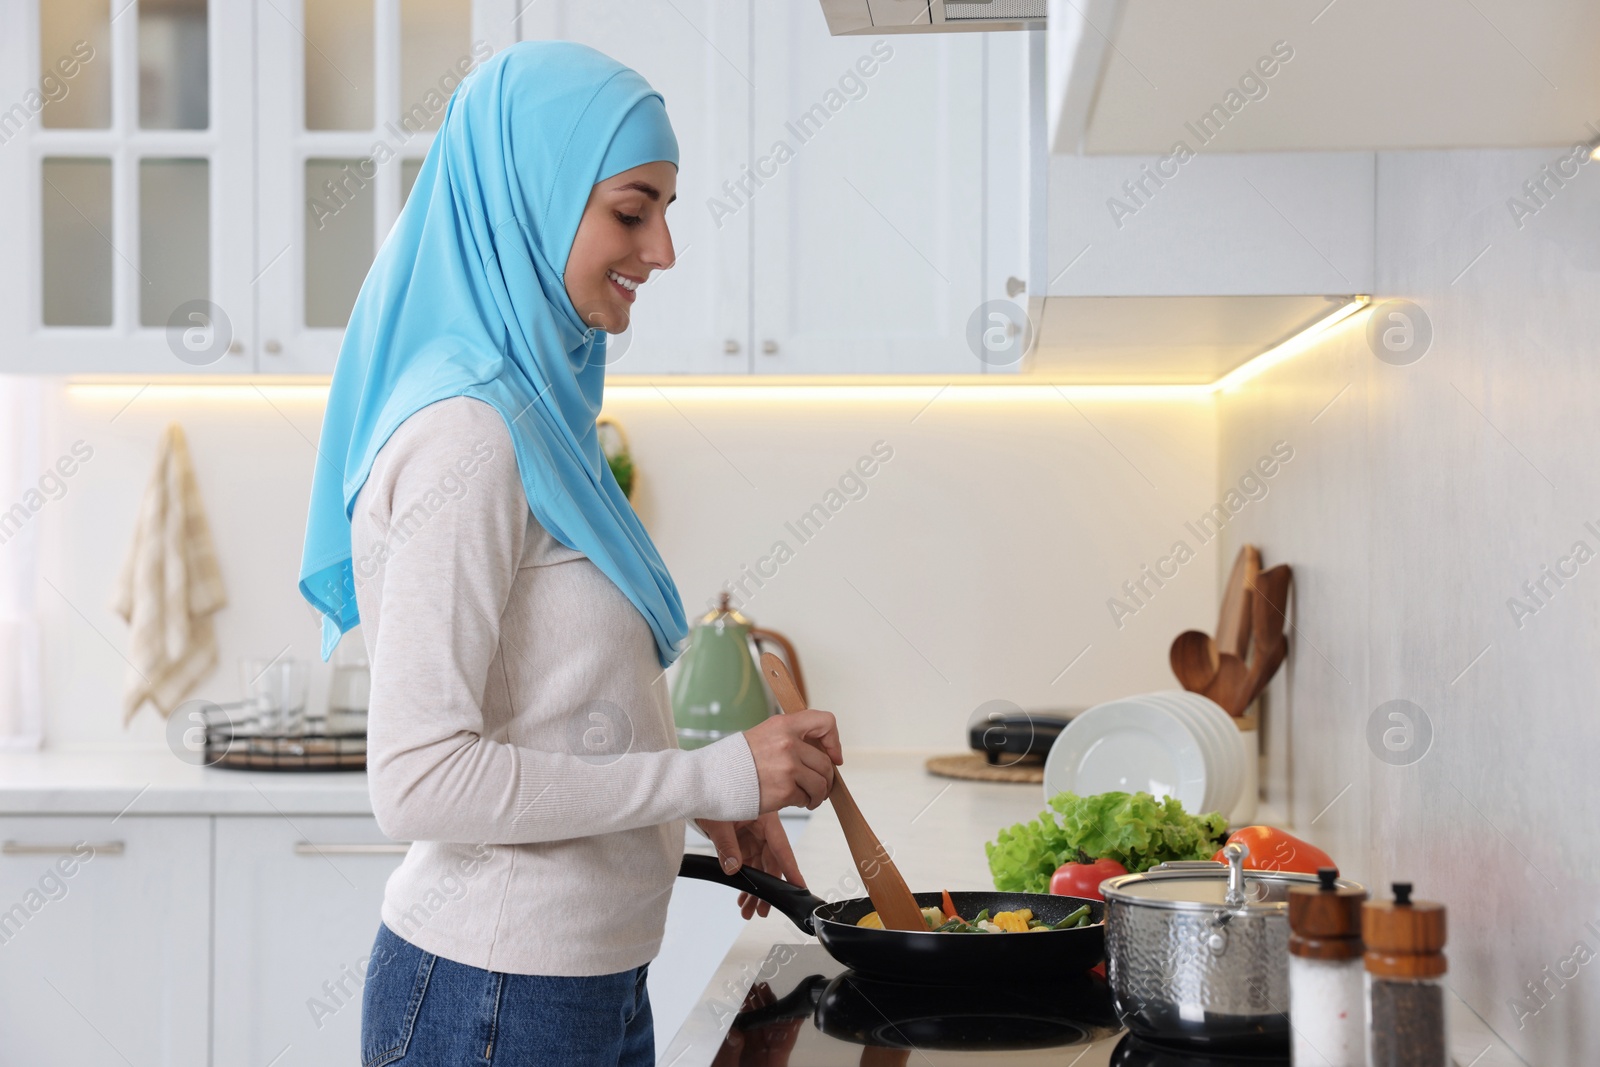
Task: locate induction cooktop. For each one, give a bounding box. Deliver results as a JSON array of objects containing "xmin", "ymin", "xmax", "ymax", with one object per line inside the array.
[{"xmin": 710, "ymin": 944, "xmax": 1291, "ymax": 1066}]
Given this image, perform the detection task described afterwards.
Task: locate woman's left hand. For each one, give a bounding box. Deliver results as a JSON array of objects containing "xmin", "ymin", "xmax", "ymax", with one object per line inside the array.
[{"xmin": 695, "ymin": 812, "xmax": 804, "ymax": 919}]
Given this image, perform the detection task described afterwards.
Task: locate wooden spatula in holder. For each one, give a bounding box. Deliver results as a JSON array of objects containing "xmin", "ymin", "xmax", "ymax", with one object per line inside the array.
[{"xmin": 759, "ymin": 653, "xmax": 926, "ymax": 932}]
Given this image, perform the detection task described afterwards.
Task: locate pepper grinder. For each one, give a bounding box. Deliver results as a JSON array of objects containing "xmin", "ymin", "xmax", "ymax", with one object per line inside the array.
[
  {"xmin": 1288, "ymin": 866, "xmax": 1367, "ymax": 1066},
  {"xmin": 1363, "ymin": 882, "xmax": 1448, "ymax": 1067}
]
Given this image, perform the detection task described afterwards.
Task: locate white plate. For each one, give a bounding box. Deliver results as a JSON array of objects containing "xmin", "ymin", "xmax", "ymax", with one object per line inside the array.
[
  {"xmin": 1147, "ymin": 691, "xmax": 1240, "ymax": 815},
  {"xmin": 1139, "ymin": 692, "xmax": 1227, "ymax": 813},
  {"xmin": 1042, "ymin": 697, "xmax": 1209, "ymax": 811},
  {"xmin": 1179, "ymin": 691, "xmax": 1253, "ymax": 822},
  {"xmin": 1157, "ymin": 698, "xmax": 1232, "ymax": 814},
  {"xmin": 1170, "ymin": 690, "xmax": 1248, "ymax": 809}
]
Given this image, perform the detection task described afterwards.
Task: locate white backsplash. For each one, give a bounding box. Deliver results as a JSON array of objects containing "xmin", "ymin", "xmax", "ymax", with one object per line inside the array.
[
  {"xmin": 30, "ymin": 384, "xmax": 1220, "ymax": 753},
  {"xmin": 1220, "ymin": 148, "xmax": 1600, "ymax": 1063}
]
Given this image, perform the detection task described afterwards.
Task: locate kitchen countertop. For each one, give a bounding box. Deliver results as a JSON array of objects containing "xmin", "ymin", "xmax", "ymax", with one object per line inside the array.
[
  {"xmin": 0, "ymin": 747, "xmax": 374, "ymax": 815},
  {"xmin": 660, "ymin": 752, "xmax": 1525, "ymax": 1067},
  {"xmin": 0, "ymin": 747, "xmax": 1526, "ymax": 1064}
]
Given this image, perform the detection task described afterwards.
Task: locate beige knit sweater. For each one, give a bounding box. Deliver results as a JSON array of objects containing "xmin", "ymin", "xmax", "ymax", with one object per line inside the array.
[{"xmin": 351, "ymin": 396, "xmax": 761, "ymax": 976}]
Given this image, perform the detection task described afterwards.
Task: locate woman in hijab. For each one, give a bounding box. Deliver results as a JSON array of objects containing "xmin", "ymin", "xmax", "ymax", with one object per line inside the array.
[{"xmin": 297, "ymin": 42, "xmax": 842, "ymax": 1066}]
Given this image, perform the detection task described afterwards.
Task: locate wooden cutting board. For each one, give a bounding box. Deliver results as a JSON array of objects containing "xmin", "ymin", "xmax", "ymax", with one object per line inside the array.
[{"xmin": 925, "ymin": 752, "xmax": 1045, "ymax": 784}]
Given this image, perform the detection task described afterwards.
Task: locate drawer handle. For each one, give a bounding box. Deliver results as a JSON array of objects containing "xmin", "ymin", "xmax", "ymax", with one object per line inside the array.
[
  {"xmin": 2, "ymin": 841, "xmax": 124, "ymax": 856},
  {"xmin": 293, "ymin": 842, "xmax": 409, "ymax": 855}
]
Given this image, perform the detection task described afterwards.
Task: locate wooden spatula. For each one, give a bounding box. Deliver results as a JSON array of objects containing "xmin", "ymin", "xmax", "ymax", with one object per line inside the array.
[
  {"xmin": 759, "ymin": 653, "xmax": 926, "ymax": 932},
  {"xmin": 1248, "ymin": 564, "xmax": 1293, "ymax": 652},
  {"xmin": 1202, "ymin": 650, "xmax": 1250, "ymax": 716},
  {"xmin": 1240, "ymin": 565, "xmax": 1293, "ymax": 709},
  {"xmin": 1216, "ymin": 545, "xmax": 1260, "ymax": 660}
]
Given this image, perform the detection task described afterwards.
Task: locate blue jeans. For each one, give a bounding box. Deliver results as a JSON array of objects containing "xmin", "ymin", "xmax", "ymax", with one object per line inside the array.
[{"xmin": 361, "ymin": 922, "xmax": 654, "ymax": 1066}]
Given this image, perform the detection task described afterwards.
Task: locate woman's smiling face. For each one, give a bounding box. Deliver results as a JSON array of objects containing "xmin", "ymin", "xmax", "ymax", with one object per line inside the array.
[{"xmin": 564, "ymin": 160, "xmax": 677, "ymax": 336}]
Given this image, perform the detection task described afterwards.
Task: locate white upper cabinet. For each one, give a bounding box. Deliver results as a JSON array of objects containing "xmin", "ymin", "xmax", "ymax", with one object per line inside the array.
[
  {"xmin": 1043, "ymin": 6, "xmax": 1376, "ymax": 301},
  {"xmin": 748, "ymin": 8, "xmax": 1023, "ymax": 375},
  {"xmin": 256, "ymin": 0, "xmax": 516, "ymax": 374},
  {"xmin": 0, "ymin": 0, "xmax": 255, "ymax": 374},
  {"xmin": 1046, "ymin": 151, "xmax": 1376, "ymax": 298},
  {"xmin": 0, "ymin": 0, "xmax": 514, "ymax": 376},
  {"xmin": 520, "ymin": 0, "xmax": 753, "ymax": 376},
  {"xmin": 0, "ymin": 0, "xmax": 1024, "ymax": 376},
  {"xmin": 525, "ymin": 3, "xmax": 1030, "ymax": 376}
]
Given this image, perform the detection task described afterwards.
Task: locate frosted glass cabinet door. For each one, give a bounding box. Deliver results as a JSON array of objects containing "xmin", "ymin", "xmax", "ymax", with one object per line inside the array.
[
  {"xmin": 0, "ymin": 0, "xmax": 254, "ymax": 374},
  {"xmin": 257, "ymin": 0, "xmax": 511, "ymax": 374},
  {"xmin": 38, "ymin": 0, "xmax": 111, "ymax": 129},
  {"xmin": 40, "ymin": 157, "xmax": 114, "ymax": 326}
]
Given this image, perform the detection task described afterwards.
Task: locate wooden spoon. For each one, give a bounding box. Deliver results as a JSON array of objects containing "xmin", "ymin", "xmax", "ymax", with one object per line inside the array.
[
  {"xmin": 1201, "ymin": 650, "xmax": 1250, "ymax": 716},
  {"xmin": 1216, "ymin": 545, "xmax": 1260, "ymax": 660},
  {"xmin": 1170, "ymin": 630, "xmax": 1221, "ymax": 693},
  {"xmin": 759, "ymin": 653, "xmax": 926, "ymax": 933}
]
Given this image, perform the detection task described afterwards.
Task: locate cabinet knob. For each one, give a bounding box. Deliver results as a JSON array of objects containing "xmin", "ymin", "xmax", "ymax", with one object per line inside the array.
[
  {"xmin": 264, "ymin": 340, "xmax": 282, "ymax": 355},
  {"xmin": 227, "ymin": 340, "xmax": 244, "ymax": 355},
  {"xmin": 723, "ymin": 339, "xmax": 741, "ymax": 355},
  {"xmin": 761, "ymin": 339, "xmax": 779, "ymax": 355},
  {"xmin": 1005, "ymin": 275, "xmax": 1027, "ymax": 298}
]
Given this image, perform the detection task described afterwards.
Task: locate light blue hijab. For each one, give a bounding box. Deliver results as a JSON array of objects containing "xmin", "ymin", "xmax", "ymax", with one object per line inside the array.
[{"xmin": 298, "ymin": 41, "xmax": 688, "ymax": 667}]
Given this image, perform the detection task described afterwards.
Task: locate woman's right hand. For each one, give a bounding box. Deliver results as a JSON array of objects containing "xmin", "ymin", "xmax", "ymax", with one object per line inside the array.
[{"xmin": 743, "ymin": 709, "xmax": 842, "ymax": 812}]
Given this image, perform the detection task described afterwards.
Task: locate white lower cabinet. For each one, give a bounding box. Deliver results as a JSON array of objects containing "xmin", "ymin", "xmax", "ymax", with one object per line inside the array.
[
  {"xmin": 0, "ymin": 815, "xmax": 211, "ymax": 1067},
  {"xmin": 212, "ymin": 816, "xmax": 406, "ymax": 1067},
  {"xmin": 0, "ymin": 809, "xmax": 791, "ymax": 1065}
]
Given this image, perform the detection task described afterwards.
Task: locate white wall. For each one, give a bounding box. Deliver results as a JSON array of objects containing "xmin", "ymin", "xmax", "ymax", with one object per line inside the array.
[
  {"xmin": 1220, "ymin": 148, "xmax": 1600, "ymax": 1064},
  {"xmin": 26, "ymin": 384, "xmax": 1220, "ymax": 753}
]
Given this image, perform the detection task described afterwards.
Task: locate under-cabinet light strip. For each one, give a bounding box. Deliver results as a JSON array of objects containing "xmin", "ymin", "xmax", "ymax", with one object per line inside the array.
[
  {"xmin": 63, "ymin": 297, "xmax": 1371, "ymax": 403},
  {"xmin": 1210, "ymin": 295, "xmax": 1371, "ymax": 393}
]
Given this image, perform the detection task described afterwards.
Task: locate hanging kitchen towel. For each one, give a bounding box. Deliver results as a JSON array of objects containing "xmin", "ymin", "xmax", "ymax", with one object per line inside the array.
[{"xmin": 111, "ymin": 422, "xmax": 227, "ymax": 724}]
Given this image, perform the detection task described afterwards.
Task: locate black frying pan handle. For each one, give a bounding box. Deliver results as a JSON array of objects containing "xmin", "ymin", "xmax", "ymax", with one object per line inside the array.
[{"xmin": 678, "ymin": 853, "xmax": 823, "ymax": 935}]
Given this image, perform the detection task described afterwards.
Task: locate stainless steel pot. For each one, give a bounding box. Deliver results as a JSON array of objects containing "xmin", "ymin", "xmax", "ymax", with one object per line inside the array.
[{"xmin": 1100, "ymin": 842, "xmax": 1363, "ymax": 1051}]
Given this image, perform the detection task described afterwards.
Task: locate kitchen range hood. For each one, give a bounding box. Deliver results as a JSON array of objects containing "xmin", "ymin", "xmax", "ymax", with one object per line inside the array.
[{"xmin": 818, "ymin": 0, "xmax": 1044, "ymax": 36}]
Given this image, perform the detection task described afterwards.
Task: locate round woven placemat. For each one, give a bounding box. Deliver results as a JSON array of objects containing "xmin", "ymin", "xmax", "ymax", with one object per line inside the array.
[{"xmin": 925, "ymin": 752, "xmax": 1045, "ymax": 784}]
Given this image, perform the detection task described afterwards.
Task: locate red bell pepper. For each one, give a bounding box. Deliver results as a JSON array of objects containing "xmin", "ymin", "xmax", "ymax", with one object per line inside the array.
[{"xmin": 1212, "ymin": 826, "xmax": 1335, "ymax": 875}]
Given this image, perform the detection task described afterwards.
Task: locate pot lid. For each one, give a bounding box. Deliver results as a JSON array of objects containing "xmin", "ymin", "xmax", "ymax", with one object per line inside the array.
[{"xmin": 1102, "ymin": 852, "xmax": 1359, "ymax": 913}]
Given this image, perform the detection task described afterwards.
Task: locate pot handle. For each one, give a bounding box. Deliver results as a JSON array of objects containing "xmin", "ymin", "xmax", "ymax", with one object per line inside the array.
[
  {"xmin": 678, "ymin": 853, "xmax": 823, "ymax": 936},
  {"xmin": 1223, "ymin": 841, "xmax": 1250, "ymax": 908}
]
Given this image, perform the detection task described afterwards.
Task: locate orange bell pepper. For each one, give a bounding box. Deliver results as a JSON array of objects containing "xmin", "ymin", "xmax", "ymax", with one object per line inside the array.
[{"xmin": 1213, "ymin": 826, "xmax": 1335, "ymax": 876}]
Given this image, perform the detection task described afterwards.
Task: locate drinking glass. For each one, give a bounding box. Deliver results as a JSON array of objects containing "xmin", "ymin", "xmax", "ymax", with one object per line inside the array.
[{"xmin": 242, "ymin": 658, "xmax": 310, "ymax": 737}]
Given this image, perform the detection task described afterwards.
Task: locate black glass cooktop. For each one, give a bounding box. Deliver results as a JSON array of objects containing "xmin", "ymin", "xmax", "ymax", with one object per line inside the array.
[{"xmin": 710, "ymin": 945, "xmax": 1290, "ymax": 1067}]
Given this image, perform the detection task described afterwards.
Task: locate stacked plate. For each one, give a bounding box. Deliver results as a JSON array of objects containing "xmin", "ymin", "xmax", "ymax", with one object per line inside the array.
[{"xmin": 1042, "ymin": 689, "xmax": 1243, "ymax": 816}]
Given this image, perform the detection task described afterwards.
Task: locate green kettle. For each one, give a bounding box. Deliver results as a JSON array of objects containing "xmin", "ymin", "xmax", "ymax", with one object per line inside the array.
[{"xmin": 671, "ymin": 594, "xmax": 807, "ymax": 750}]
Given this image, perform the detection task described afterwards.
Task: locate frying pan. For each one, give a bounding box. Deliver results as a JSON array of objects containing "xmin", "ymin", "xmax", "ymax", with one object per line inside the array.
[{"xmin": 678, "ymin": 854, "xmax": 1105, "ymax": 985}]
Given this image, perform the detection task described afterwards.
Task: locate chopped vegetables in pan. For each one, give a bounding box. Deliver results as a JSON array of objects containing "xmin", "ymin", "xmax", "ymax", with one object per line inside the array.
[{"xmin": 855, "ymin": 900, "xmax": 1097, "ymax": 932}]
